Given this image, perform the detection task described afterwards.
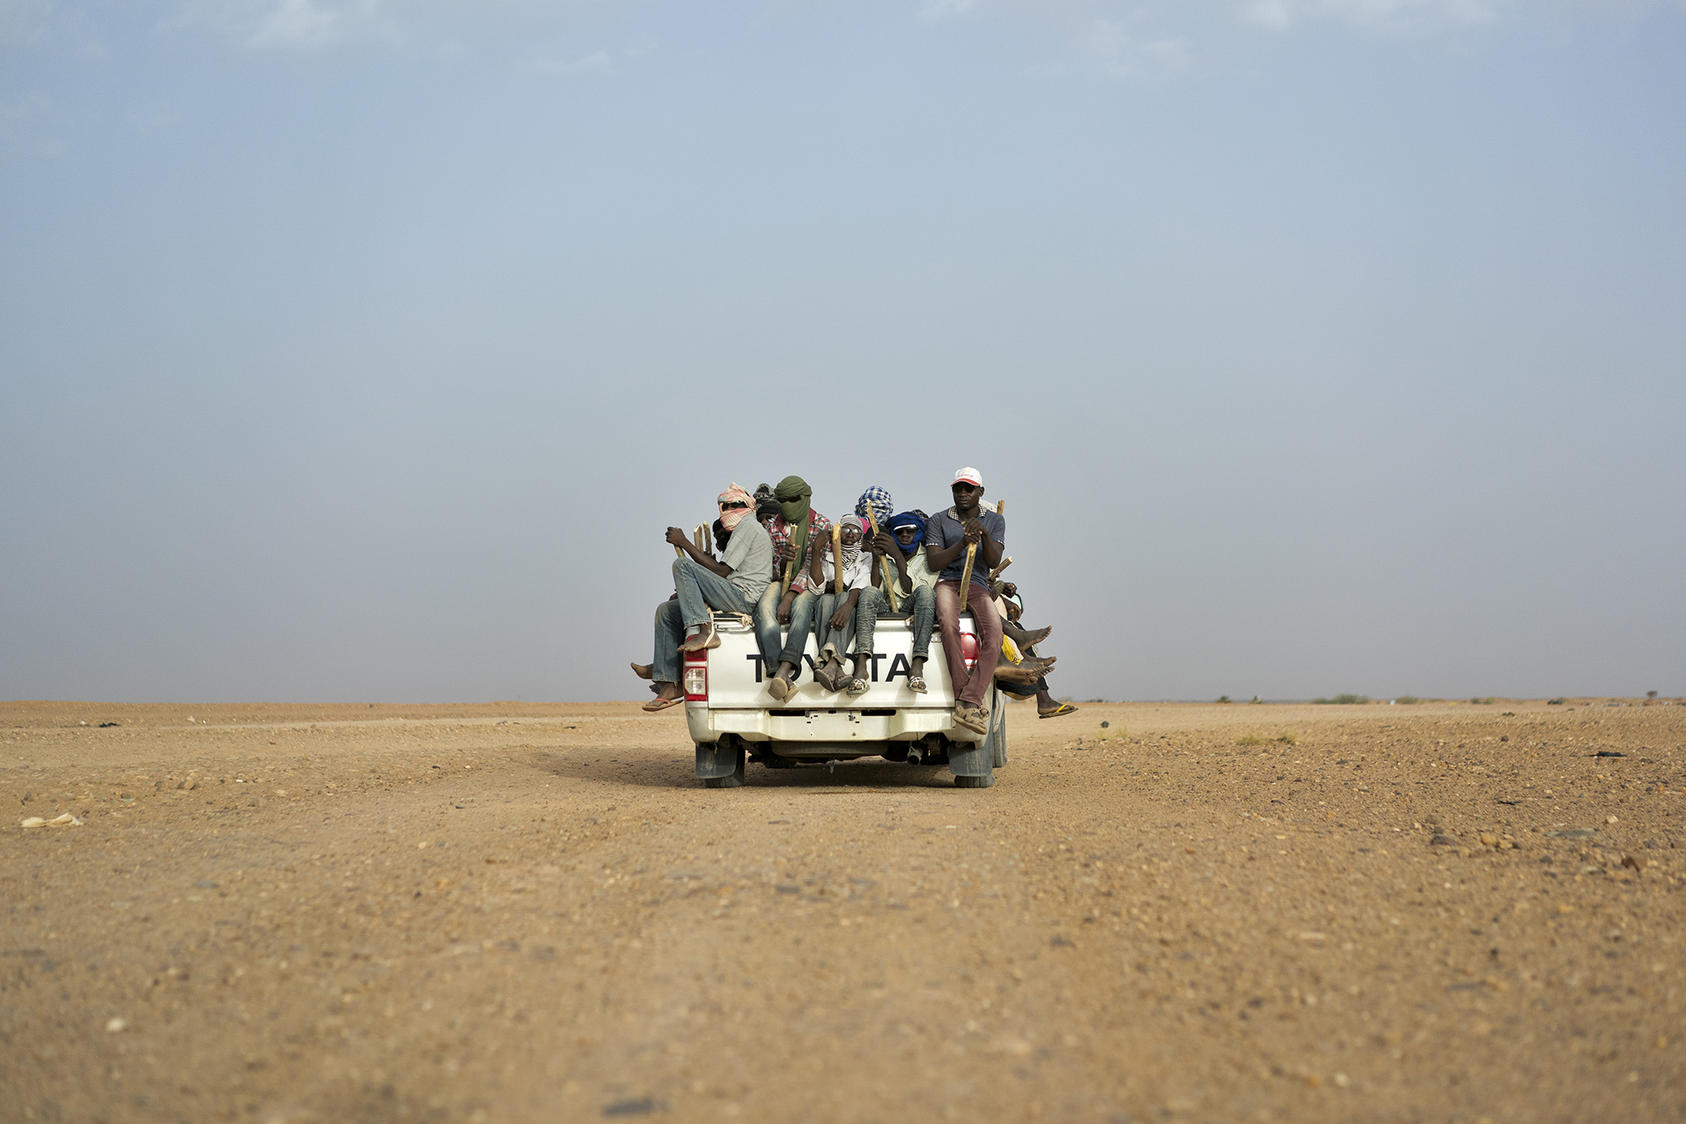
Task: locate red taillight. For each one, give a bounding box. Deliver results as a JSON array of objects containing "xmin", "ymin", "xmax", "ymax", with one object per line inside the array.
[
  {"xmin": 960, "ymin": 630, "xmax": 979, "ymax": 670},
  {"xmin": 683, "ymin": 651, "xmax": 708, "ymax": 700}
]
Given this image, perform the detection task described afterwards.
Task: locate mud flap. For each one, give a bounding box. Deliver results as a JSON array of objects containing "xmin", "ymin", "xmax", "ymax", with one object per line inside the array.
[
  {"xmin": 949, "ymin": 727, "xmax": 994, "ymax": 783},
  {"xmin": 695, "ymin": 740, "xmax": 744, "ymax": 781},
  {"xmin": 951, "ymin": 694, "xmax": 1006, "ymax": 782},
  {"xmin": 990, "ymin": 700, "xmax": 1008, "ymax": 768}
]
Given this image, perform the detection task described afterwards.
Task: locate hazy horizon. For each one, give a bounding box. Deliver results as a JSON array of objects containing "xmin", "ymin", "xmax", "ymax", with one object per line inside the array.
[{"xmin": 5, "ymin": 2, "xmax": 1683, "ymax": 705}]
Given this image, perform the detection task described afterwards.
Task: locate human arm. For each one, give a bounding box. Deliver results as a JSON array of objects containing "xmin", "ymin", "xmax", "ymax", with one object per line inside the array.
[
  {"xmin": 922, "ymin": 514, "xmax": 966, "ymax": 573},
  {"xmin": 808, "ymin": 538, "xmax": 825, "ymax": 590},
  {"xmin": 829, "ymin": 588, "xmax": 862, "ymax": 630},
  {"xmin": 867, "ymin": 531, "xmax": 910, "ymax": 593},
  {"xmin": 666, "ymin": 527, "xmax": 732, "ymax": 577},
  {"xmin": 967, "ymin": 514, "xmax": 1004, "ymax": 572}
]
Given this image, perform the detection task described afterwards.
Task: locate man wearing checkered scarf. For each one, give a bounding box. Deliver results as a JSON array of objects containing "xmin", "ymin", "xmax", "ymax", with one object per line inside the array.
[{"xmin": 855, "ymin": 485, "xmax": 893, "ymax": 530}]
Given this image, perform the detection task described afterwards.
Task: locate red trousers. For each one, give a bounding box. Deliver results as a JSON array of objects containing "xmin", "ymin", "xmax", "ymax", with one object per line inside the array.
[{"xmin": 934, "ymin": 580, "xmax": 1003, "ymax": 707}]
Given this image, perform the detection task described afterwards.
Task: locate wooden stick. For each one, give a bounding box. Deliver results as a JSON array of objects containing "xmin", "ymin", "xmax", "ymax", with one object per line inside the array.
[
  {"xmin": 954, "ymin": 498, "xmax": 997, "ymax": 612},
  {"xmin": 866, "ymin": 510, "xmax": 899, "ymax": 612},
  {"xmin": 957, "ymin": 541, "xmax": 977, "ymax": 615}
]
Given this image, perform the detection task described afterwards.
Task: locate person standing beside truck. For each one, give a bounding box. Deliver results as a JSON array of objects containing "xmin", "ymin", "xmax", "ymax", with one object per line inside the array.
[
  {"xmin": 641, "ymin": 483, "xmax": 772, "ymax": 712},
  {"xmin": 926, "ymin": 467, "xmax": 1005, "ymax": 735}
]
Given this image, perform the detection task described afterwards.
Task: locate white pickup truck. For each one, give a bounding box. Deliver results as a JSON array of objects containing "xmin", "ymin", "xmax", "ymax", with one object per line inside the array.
[{"xmin": 678, "ymin": 611, "xmax": 1007, "ymax": 789}]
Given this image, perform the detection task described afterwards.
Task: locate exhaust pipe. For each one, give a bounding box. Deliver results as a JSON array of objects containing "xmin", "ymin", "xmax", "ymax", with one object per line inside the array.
[{"xmin": 905, "ymin": 744, "xmax": 924, "ymax": 766}]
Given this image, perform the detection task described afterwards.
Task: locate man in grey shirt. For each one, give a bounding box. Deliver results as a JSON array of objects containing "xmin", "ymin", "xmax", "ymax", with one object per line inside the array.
[
  {"xmin": 925, "ymin": 466, "xmax": 1005, "ymax": 734},
  {"xmin": 642, "ymin": 484, "xmax": 773, "ymax": 711}
]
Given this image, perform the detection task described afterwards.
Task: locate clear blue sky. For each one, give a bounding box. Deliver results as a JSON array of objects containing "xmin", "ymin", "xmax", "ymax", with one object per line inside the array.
[{"xmin": 4, "ymin": 1, "xmax": 1683, "ymax": 703}]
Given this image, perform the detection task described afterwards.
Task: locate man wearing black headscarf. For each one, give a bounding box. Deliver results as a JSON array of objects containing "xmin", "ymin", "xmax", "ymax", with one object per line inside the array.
[{"xmin": 753, "ymin": 475, "xmax": 833, "ymax": 697}]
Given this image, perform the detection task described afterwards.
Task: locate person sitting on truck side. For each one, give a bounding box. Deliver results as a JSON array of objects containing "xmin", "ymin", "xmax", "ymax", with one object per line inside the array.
[
  {"xmin": 855, "ymin": 485, "xmax": 893, "ymax": 534},
  {"xmin": 806, "ymin": 514, "xmax": 874, "ymax": 693},
  {"xmin": 986, "ymin": 577, "xmax": 1057, "ymax": 688},
  {"xmin": 641, "ymin": 483, "xmax": 772, "ymax": 712},
  {"xmin": 993, "ymin": 583, "xmax": 1078, "ymax": 718},
  {"xmin": 925, "ymin": 467, "xmax": 1005, "ymax": 735},
  {"xmin": 851, "ymin": 507, "xmax": 939, "ymax": 694},
  {"xmin": 758, "ymin": 475, "xmax": 832, "ymax": 699},
  {"xmin": 628, "ymin": 515, "xmax": 740, "ymax": 691}
]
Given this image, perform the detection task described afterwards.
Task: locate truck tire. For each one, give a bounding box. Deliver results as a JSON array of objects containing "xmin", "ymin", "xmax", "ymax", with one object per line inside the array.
[{"xmin": 955, "ymin": 773, "xmax": 995, "ymax": 788}]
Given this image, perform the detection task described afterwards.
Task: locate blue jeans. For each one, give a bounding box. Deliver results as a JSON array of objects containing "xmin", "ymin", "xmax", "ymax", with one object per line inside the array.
[
  {"xmin": 756, "ymin": 581, "xmax": 820, "ymax": 670},
  {"xmin": 651, "ymin": 599, "xmax": 685, "ymax": 686},
  {"xmin": 854, "ymin": 584, "xmax": 935, "ymax": 661},
  {"xmin": 753, "ymin": 582, "xmax": 786, "ymax": 671},
  {"xmin": 651, "ymin": 558, "xmax": 759, "ymax": 685},
  {"xmin": 813, "ymin": 591, "xmax": 859, "ymax": 663},
  {"xmin": 673, "ymin": 557, "xmax": 756, "ymax": 628}
]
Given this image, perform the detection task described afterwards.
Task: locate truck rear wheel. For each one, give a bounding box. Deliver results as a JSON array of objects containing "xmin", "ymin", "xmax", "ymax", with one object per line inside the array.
[{"xmin": 955, "ymin": 773, "xmax": 995, "ymax": 788}]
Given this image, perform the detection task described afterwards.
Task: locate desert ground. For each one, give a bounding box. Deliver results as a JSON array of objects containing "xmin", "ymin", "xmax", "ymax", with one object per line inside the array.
[{"xmin": 2, "ymin": 697, "xmax": 1683, "ymax": 1122}]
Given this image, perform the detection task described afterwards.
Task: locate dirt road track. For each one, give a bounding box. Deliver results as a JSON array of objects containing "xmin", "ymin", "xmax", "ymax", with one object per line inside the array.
[{"xmin": 3, "ymin": 699, "xmax": 1684, "ymax": 1122}]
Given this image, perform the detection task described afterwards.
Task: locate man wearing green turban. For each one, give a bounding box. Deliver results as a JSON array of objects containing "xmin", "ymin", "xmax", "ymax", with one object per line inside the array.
[{"xmin": 753, "ymin": 475, "xmax": 834, "ymax": 698}]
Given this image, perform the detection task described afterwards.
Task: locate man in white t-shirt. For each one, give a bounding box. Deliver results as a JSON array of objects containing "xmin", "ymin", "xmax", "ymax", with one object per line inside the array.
[{"xmin": 807, "ymin": 514, "xmax": 872, "ymax": 693}]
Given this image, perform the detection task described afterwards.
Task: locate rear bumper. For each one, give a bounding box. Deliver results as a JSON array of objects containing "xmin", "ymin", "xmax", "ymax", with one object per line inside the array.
[{"xmin": 686, "ymin": 701, "xmax": 985, "ymax": 749}]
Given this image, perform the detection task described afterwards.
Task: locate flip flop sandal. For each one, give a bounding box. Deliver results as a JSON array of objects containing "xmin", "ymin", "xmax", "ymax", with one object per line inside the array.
[
  {"xmin": 953, "ymin": 706, "xmax": 988, "ymax": 735},
  {"xmin": 1038, "ymin": 702, "xmax": 1078, "ymax": 719},
  {"xmin": 768, "ymin": 675, "xmax": 793, "ymax": 701},
  {"xmin": 908, "ymin": 675, "xmax": 928, "ymax": 694},
  {"xmin": 642, "ymin": 695, "xmax": 685, "ymax": 712},
  {"xmin": 845, "ymin": 677, "xmax": 868, "ymax": 696},
  {"xmin": 630, "ymin": 661, "xmax": 653, "ymax": 680}
]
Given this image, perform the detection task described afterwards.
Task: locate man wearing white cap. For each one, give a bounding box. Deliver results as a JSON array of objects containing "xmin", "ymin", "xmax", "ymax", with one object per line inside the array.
[{"xmin": 924, "ymin": 467, "xmax": 1005, "ymax": 734}]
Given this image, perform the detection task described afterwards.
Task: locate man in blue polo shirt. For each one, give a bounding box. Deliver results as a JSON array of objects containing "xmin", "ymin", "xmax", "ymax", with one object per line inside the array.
[{"xmin": 923, "ymin": 467, "xmax": 1005, "ymax": 735}]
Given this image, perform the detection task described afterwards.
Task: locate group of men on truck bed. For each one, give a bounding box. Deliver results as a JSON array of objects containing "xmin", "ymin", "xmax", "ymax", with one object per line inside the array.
[{"xmin": 634, "ymin": 467, "xmax": 1076, "ymax": 734}]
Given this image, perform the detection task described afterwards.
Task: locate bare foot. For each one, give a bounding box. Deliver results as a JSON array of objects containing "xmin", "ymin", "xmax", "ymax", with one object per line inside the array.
[
  {"xmin": 678, "ymin": 624, "xmax": 720, "ymax": 652},
  {"xmin": 994, "ymin": 664, "xmax": 1044, "ymax": 686}
]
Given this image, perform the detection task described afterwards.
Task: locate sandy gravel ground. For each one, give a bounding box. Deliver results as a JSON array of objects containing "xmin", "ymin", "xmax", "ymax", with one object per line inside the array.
[{"xmin": 3, "ymin": 698, "xmax": 1683, "ymax": 1123}]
